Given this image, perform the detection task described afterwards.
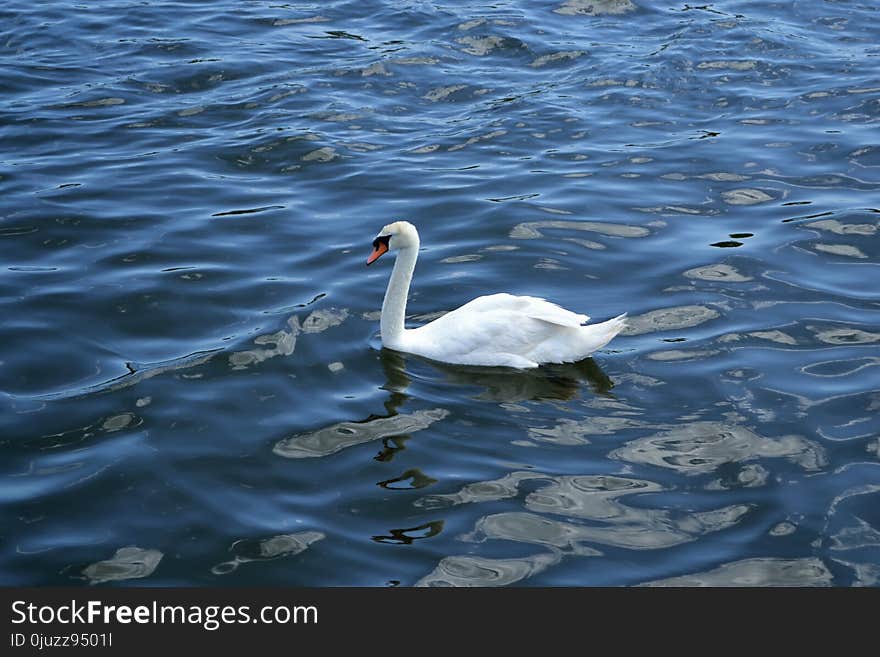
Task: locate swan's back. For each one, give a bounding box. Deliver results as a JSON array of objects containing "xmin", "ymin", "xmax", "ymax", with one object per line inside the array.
[{"xmin": 404, "ymin": 293, "xmax": 626, "ymax": 368}]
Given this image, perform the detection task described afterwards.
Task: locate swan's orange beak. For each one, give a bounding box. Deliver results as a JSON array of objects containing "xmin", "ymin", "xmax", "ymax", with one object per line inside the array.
[{"xmin": 366, "ymin": 236, "xmax": 390, "ymax": 266}]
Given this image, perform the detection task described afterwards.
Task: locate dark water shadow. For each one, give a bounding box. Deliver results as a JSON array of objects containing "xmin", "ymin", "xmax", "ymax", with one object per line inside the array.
[{"xmin": 379, "ymin": 347, "xmax": 616, "ymax": 403}]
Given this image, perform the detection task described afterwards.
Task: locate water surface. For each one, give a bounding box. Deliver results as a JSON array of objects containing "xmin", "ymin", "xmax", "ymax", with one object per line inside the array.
[{"xmin": 2, "ymin": 0, "xmax": 879, "ymax": 586}]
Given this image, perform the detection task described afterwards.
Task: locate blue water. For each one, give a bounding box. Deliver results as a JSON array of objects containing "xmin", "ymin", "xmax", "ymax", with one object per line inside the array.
[{"xmin": 2, "ymin": 0, "xmax": 879, "ymax": 586}]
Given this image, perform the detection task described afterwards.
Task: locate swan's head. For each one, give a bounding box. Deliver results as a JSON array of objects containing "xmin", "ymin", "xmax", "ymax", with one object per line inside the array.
[{"xmin": 366, "ymin": 220, "xmax": 419, "ymax": 266}]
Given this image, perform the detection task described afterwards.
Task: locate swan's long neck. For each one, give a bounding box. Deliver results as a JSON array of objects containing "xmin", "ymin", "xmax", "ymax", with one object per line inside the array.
[{"xmin": 380, "ymin": 243, "xmax": 418, "ymax": 348}]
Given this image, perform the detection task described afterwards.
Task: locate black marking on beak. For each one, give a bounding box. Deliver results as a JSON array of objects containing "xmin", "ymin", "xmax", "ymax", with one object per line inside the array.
[{"xmin": 367, "ymin": 234, "xmax": 391, "ymax": 266}]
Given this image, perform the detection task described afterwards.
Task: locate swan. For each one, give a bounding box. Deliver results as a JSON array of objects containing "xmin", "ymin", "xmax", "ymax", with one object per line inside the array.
[{"xmin": 366, "ymin": 221, "xmax": 627, "ymax": 369}]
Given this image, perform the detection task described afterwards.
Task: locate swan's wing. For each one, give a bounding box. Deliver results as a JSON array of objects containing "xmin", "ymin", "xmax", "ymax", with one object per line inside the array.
[
  {"xmin": 453, "ymin": 293, "xmax": 590, "ymax": 327},
  {"xmin": 408, "ymin": 309, "xmax": 546, "ymax": 365},
  {"xmin": 406, "ymin": 294, "xmax": 596, "ymax": 367},
  {"xmin": 525, "ymin": 303, "xmax": 589, "ymax": 328}
]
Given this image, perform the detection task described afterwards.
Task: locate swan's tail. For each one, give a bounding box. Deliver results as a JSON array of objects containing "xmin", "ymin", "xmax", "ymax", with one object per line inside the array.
[{"xmin": 580, "ymin": 312, "xmax": 628, "ymax": 355}]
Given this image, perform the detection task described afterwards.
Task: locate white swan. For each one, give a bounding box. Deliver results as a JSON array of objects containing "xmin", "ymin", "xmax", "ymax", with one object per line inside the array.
[{"xmin": 366, "ymin": 221, "xmax": 627, "ymax": 369}]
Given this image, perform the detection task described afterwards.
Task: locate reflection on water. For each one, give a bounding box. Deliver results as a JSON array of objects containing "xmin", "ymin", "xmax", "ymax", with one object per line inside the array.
[
  {"xmin": 458, "ymin": 474, "xmax": 750, "ymax": 553},
  {"xmin": 509, "ymin": 219, "xmax": 651, "ymax": 241},
  {"xmin": 527, "ymin": 416, "xmax": 646, "ymax": 446},
  {"xmin": 642, "ymin": 558, "xmax": 833, "ymax": 587},
  {"xmin": 231, "ymin": 308, "xmax": 348, "ymax": 370},
  {"xmin": 622, "ymin": 305, "xmax": 720, "ymax": 336},
  {"xmin": 460, "ymin": 503, "xmax": 750, "ymax": 554},
  {"xmin": 82, "ymin": 547, "xmax": 163, "ymax": 585},
  {"xmin": 212, "ymin": 531, "xmax": 324, "ymax": 575},
  {"xmin": 415, "ymin": 471, "xmax": 545, "ymax": 510},
  {"xmin": 409, "ymin": 353, "xmax": 617, "ymax": 402},
  {"xmin": 554, "ymin": 0, "xmax": 637, "ymax": 17},
  {"xmin": 230, "ymin": 317, "xmax": 300, "ymax": 370},
  {"xmin": 416, "ymin": 467, "xmax": 758, "ymax": 584},
  {"xmin": 610, "ymin": 422, "xmax": 826, "ymax": 476},
  {"xmin": 372, "ymin": 521, "xmax": 444, "ymax": 545},
  {"xmin": 377, "ymin": 468, "xmax": 437, "ymax": 490},
  {"xmin": 417, "ymin": 552, "xmax": 561, "ymax": 587},
  {"xmin": 683, "ymin": 263, "xmax": 752, "ymax": 283},
  {"xmin": 462, "ymin": 512, "xmax": 604, "ymax": 555},
  {"xmin": 273, "ymin": 408, "xmax": 449, "ymax": 459},
  {"xmin": 823, "ymin": 481, "xmax": 880, "ymax": 586}
]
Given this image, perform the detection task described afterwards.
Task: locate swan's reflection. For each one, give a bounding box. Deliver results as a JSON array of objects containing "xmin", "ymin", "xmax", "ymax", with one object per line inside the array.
[
  {"xmin": 274, "ymin": 349, "xmax": 617, "ymax": 460},
  {"xmin": 380, "ymin": 347, "xmax": 616, "ymax": 402}
]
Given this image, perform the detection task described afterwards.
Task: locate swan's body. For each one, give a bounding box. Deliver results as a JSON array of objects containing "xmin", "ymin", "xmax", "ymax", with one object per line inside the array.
[{"xmin": 367, "ymin": 221, "xmax": 626, "ymax": 369}]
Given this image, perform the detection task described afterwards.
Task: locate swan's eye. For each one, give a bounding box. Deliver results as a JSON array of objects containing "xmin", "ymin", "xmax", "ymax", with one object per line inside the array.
[{"xmin": 372, "ymin": 235, "xmax": 391, "ymax": 249}]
